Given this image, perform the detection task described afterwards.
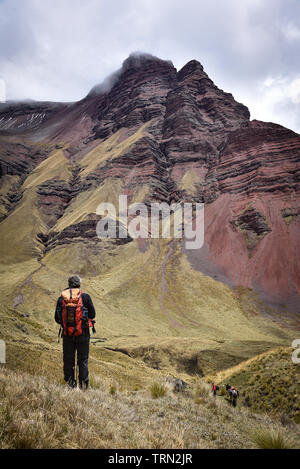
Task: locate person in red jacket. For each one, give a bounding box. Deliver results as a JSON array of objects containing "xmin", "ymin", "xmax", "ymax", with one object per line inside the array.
[{"xmin": 212, "ymin": 382, "xmax": 219, "ymax": 396}]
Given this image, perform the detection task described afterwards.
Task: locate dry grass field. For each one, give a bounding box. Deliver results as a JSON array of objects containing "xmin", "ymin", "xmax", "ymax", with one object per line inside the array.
[{"xmin": 1, "ymin": 366, "xmax": 299, "ymax": 449}]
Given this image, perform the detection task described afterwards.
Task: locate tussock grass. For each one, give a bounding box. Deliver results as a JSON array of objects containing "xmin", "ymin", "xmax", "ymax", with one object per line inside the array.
[
  {"xmin": 150, "ymin": 382, "xmax": 167, "ymax": 399},
  {"xmin": 1, "ymin": 367, "xmax": 299, "ymax": 449},
  {"xmin": 194, "ymin": 381, "xmax": 210, "ymax": 402},
  {"xmin": 251, "ymin": 428, "xmax": 298, "ymax": 449}
]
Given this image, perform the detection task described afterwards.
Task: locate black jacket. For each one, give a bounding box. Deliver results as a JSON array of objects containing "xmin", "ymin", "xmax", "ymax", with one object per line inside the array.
[{"xmin": 55, "ymin": 288, "xmax": 96, "ymax": 325}]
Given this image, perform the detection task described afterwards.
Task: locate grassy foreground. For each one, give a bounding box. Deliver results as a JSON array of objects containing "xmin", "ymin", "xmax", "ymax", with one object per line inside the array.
[{"xmin": 0, "ymin": 366, "xmax": 299, "ymax": 449}]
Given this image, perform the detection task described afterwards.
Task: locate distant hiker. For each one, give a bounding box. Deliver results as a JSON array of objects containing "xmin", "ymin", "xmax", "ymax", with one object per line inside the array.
[
  {"xmin": 55, "ymin": 275, "xmax": 96, "ymax": 389},
  {"xmin": 212, "ymin": 382, "xmax": 219, "ymax": 397},
  {"xmin": 231, "ymin": 388, "xmax": 239, "ymax": 407},
  {"xmin": 226, "ymin": 384, "xmax": 239, "ymax": 407}
]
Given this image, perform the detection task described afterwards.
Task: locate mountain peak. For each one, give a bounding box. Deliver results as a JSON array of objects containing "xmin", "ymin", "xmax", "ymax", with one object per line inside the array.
[
  {"xmin": 121, "ymin": 52, "xmax": 175, "ymax": 72},
  {"xmin": 177, "ymin": 59, "xmax": 206, "ymax": 81},
  {"xmin": 88, "ymin": 52, "xmax": 175, "ymax": 97}
]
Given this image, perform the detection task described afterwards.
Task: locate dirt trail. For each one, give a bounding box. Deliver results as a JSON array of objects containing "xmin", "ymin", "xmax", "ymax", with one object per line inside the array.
[{"xmin": 13, "ymin": 259, "xmax": 45, "ymax": 310}]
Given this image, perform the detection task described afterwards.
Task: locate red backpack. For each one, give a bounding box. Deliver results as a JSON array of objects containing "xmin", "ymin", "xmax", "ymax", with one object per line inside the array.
[{"xmin": 61, "ymin": 288, "xmax": 93, "ymax": 336}]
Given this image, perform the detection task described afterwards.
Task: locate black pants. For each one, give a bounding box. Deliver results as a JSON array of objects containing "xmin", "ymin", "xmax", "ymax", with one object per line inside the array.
[{"xmin": 63, "ymin": 333, "xmax": 90, "ymax": 387}]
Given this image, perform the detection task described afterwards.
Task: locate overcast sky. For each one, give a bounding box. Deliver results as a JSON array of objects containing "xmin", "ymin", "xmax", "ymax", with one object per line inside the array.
[{"xmin": 0, "ymin": 0, "xmax": 299, "ymax": 132}]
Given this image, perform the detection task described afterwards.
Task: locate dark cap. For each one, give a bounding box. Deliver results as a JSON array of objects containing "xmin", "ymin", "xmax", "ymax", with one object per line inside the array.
[{"xmin": 68, "ymin": 275, "xmax": 81, "ymax": 288}]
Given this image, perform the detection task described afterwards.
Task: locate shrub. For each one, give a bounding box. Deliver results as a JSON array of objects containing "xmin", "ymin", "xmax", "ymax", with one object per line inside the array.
[
  {"xmin": 150, "ymin": 382, "xmax": 167, "ymax": 399},
  {"xmin": 251, "ymin": 428, "xmax": 298, "ymax": 449},
  {"xmin": 109, "ymin": 385, "xmax": 116, "ymax": 396},
  {"xmin": 89, "ymin": 376, "xmax": 101, "ymax": 389},
  {"xmin": 194, "ymin": 382, "xmax": 210, "ymax": 399}
]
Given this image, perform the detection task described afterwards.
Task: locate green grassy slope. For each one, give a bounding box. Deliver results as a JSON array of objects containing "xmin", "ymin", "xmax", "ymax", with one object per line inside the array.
[{"xmin": 209, "ymin": 347, "xmax": 300, "ymax": 422}]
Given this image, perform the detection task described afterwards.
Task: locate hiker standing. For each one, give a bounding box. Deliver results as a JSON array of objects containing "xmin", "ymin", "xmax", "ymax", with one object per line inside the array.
[{"xmin": 55, "ymin": 275, "xmax": 96, "ymax": 389}]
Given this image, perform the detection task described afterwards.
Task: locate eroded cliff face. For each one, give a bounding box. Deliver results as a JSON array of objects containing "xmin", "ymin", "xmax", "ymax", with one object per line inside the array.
[{"xmin": 0, "ymin": 53, "xmax": 299, "ymax": 321}]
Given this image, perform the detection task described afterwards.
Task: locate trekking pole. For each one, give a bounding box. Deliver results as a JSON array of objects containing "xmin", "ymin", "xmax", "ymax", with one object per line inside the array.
[
  {"xmin": 75, "ymin": 348, "xmax": 79, "ymax": 389},
  {"xmin": 57, "ymin": 326, "xmax": 62, "ymax": 343}
]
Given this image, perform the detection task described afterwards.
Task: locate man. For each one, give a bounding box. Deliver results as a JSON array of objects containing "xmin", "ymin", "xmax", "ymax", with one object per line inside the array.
[
  {"xmin": 212, "ymin": 382, "xmax": 219, "ymax": 397},
  {"xmin": 231, "ymin": 387, "xmax": 239, "ymax": 407},
  {"xmin": 55, "ymin": 275, "xmax": 96, "ymax": 389}
]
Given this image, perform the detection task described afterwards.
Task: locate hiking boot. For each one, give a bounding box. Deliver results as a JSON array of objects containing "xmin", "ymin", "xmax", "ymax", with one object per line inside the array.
[
  {"xmin": 66, "ymin": 377, "xmax": 77, "ymax": 388},
  {"xmin": 79, "ymin": 379, "xmax": 89, "ymax": 390}
]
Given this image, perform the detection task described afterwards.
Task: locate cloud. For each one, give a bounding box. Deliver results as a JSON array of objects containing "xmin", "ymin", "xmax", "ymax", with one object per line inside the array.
[
  {"xmin": 0, "ymin": 0, "xmax": 299, "ymax": 132},
  {"xmin": 231, "ymin": 75, "xmax": 300, "ymax": 132},
  {"xmin": 89, "ymin": 52, "xmax": 174, "ymax": 95},
  {"xmin": 281, "ymin": 21, "xmax": 300, "ymax": 42}
]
